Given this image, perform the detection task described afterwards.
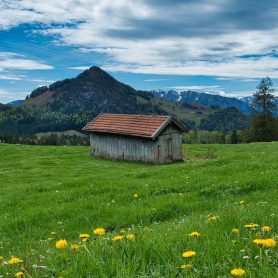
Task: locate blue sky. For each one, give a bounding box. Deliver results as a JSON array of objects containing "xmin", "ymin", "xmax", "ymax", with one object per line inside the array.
[{"xmin": 0, "ymin": 0, "xmax": 278, "ymax": 103}]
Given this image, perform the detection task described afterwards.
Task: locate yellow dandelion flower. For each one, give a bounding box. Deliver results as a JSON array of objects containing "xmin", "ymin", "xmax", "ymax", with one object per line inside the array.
[
  {"xmin": 180, "ymin": 264, "xmax": 192, "ymax": 269},
  {"xmin": 80, "ymin": 233, "xmax": 90, "ymax": 239},
  {"xmin": 208, "ymin": 215, "xmax": 218, "ymax": 221},
  {"xmin": 93, "ymin": 228, "xmax": 105, "ymax": 235},
  {"xmin": 133, "ymin": 193, "xmax": 139, "ymax": 198},
  {"xmin": 126, "ymin": 234, "xmax": 135, "ymax": 241},
  {"xmin": 8, "ymin": 257, "xmax": 23, "ymax": 265},
  {"xmin": 47, "ymin": 237, "xmax": 53, "ymax": 242},
  {"xmin": 55, "ymin": 239, "xmax": 68, "ymax": 249},
  {"xmin": 113, "ymin": 235, "xmax": 124, "ymax": 241},
  {"xmin": 188, "ymin": 231, "xmax": 200, "ymax": 237},
  {"xmin": 230, "ymin": 268, "xmax": 246, "ymax": 276},
  {"xmin": 15, "ymin": 272, "xmax": 24, "ymax": 278},
  {"xmin": 70, "ymin": 244, "xmax": 80, "ymax": 251},
  {"xmin": 253, "ymin": 238, "xmax": 276, "ymax": 248},
  {"xmin": 120, "ymin": 229, "xmax": 126, "ymax": 234},
  {"xmin": 182, "ymin": 251, "xmax": 196, "ymax": 258},
  {"xmin": 232, "ymin": 228, "xmax": 240, "ymax": 234},
  {"xmin": 244, "ymin": 223, "xmax": 259, "ymax": 229},
  {"xmin": 261, "ymin": 226, "xmax": 271, "ymax": 233}
]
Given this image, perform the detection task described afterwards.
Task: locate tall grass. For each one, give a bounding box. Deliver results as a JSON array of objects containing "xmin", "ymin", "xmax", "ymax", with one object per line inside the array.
[{"xmin": 0, "ymin": 143, "xmax": 277, "ymax": 277}]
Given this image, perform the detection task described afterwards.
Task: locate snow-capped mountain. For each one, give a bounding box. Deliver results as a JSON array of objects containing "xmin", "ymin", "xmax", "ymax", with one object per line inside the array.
[{"xmin": 151, "ymin": 89, "xmax": 252, "ymax": 114}]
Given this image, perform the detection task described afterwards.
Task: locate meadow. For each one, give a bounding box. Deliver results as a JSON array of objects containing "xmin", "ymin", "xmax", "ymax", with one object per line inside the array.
[{"xmin": 0, "ymin": 143, "xmax": 277, "ymax": 277}]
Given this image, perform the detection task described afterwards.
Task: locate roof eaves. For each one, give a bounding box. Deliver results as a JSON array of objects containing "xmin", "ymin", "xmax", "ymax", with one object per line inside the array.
[{"xmin": 82, "ymin": 113, "xmax": 103, "ymax": 131}]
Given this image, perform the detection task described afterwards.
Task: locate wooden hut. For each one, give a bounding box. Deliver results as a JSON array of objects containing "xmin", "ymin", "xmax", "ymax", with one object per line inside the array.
[{"xmin": 83, "ymin": 113, "xmax": 186, "ymax": 164}]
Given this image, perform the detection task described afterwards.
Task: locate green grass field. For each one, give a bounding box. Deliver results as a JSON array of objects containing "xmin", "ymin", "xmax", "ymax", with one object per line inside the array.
[{"xmin": 0, "ymin": 143, "xmax": 277, "ymax": 277}]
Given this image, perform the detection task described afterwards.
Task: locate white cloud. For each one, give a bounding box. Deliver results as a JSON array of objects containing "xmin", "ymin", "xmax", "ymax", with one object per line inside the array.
[
  {"xmin": 167, "ymin": 85, "xmax": 220, "ymax": 91},
  {"xmin": 0, "ymin": 52, "xmax": 53, "ymax": 72},
  {"xmin": 0, "ymin": 1, "xmax": 278, "ymax": 78},
  {"xmin": 0, "ymin": 74, "xmax": 22, "ymax": 80},
  {"xmin": 30, "ymin": 79, "xmax": 56, "ymax": 83},
  {"xmin": 68, "ymin": 66, "xmax": 91, "ymax": 70},
  {"xmin": 0, "ymin": 88, "xmax": 27, "ymax": 103},
  {"xmin": 144, "ymin": 78, "xmax": 170, "ymax": 82}
]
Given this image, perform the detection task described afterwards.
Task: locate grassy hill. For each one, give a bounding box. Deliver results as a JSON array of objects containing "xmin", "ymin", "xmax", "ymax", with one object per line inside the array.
[{"xmin": 0, "ymin": 143, "xmax": 277, "ymax": 277}]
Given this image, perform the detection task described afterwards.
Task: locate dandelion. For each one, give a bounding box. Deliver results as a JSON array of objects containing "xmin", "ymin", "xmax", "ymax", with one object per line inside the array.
[
  {"xmin": 244, "ymin": 223, "xmax": 259, "ymax": 229},
  {"xmin": 232, "ymin": 228, "xmax": 240, "ymax": 234},
  {"xmin": 133, "ymin": 193, "xmax": 139, "ymax": 198},
  {"xmin": 208, "ymin": 215, "xmax": 218, "ymax": 221},
  {"xmin": 230, "ymin": 268, "xmax": 246, "ymax": 276},
  {"xmin": 188, "ymin": 231, "xmax": 201, "ymax": 237},
  {"xmin": 253, "ymin": 238, "xmax": 276, "ymax": 248},
  {"xmin": 126, "ymin": 234, "xmax": 135, "ymax": 241},
  {"xmin": 70, "ymin": 244, "xmax": 80, "ymax": 251},
  {"xmin": 55, "ymin": 239, "xmax": 68, "ymax": 249},
  {"xmin": 80, "ymin": 233, "xmax": 90, "ymax": 239},
  {"xmin": 120, "ymin": 229, "xmax": 126, "ymax": 234},
  {"xmin": 8, "ymin": 257, "xmax": 23, "ymax": 264},
  {"xmin": 113, "ymin": 235, "xmax": 124, "ymax": 241},
  {"xmin": 93, "ymin": 228, "xmax": 105, "ymax": 235},
  {"xmin": 182, "ymin": 251, "xmax": 196, "ymax": 258},
  {"xmin": 15, "ymin": 272, "xmax": 24, "ymax": 278},
  {"xmin": 180, "ymin": 264, "xmax": 192, "ymax": 269},
  {"xmin": 261, "ymin": 226, "xmax": 271, "ymax": 233}
]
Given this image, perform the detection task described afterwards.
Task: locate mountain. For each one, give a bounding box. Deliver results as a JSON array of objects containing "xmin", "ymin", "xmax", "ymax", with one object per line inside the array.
[
  {"xmin": 151, "ymin": 89, "xmax": 252, "ymax": 114},
  {"xmin": 7, "ymin": 100, "xmax": 24, "ymax": 106},
  {"xmin": 0, "ymin": 66, "xmax": 214, "ymax": 135},
  {"xmin": 199, "ymin": 107, "xmax": 249, "ymax": 132}
]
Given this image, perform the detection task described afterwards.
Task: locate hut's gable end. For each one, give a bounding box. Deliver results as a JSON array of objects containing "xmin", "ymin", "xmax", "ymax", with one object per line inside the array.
[
  {"xmin": 155, "ymin": 123, "xmax": 183, "ymax": 163},
  {"xmin": 159, "ymin": 122, "xmax": 182, "ymax": 136}
]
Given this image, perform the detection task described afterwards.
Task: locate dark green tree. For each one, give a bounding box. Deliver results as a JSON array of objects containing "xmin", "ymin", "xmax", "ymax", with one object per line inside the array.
[
  {"xmin": 251, "ymin": 77, "xmax": 278, "ymax": 141},
  {"xmin": 230, "ymin": 130, "xmax": 238, "ymax": 144}
]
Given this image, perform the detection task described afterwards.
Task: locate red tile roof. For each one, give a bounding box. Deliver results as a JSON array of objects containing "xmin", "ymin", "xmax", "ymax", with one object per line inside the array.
[{"xmin": 83, "ymin": 113, "xmax": 184, "ymax": 139}]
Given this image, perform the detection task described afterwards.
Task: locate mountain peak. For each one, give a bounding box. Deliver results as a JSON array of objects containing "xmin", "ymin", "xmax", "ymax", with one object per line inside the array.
[{"xmin": 79, "ymin": 65, "xmax": 109, "ymax": 77}]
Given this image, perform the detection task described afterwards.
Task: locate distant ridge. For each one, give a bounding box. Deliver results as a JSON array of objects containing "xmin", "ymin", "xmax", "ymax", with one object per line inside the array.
[
  {"xmin": 151, "ymin": 89, "xmax": 252, "ymax": 114},
  {"xmin": 7, "ymin": 100, "xmax": 24, "ymax": 106}
]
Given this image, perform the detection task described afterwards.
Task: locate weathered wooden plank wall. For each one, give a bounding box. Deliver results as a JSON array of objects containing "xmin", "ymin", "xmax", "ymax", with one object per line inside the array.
[{"xmin": 90, "ymin": 133, "xmax": 156, "ymax": 163}]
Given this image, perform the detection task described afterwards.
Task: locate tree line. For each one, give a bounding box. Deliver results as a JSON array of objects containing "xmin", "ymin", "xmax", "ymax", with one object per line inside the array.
[{"xmin": 0, "ymin": 133, "xmax": 89, "ymax": 146}]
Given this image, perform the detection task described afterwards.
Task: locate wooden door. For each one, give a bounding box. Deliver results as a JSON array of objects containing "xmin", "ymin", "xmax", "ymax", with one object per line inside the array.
[{"xmin": 167, "ymin": 138, "xmax": 173, "ymax": 159}]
